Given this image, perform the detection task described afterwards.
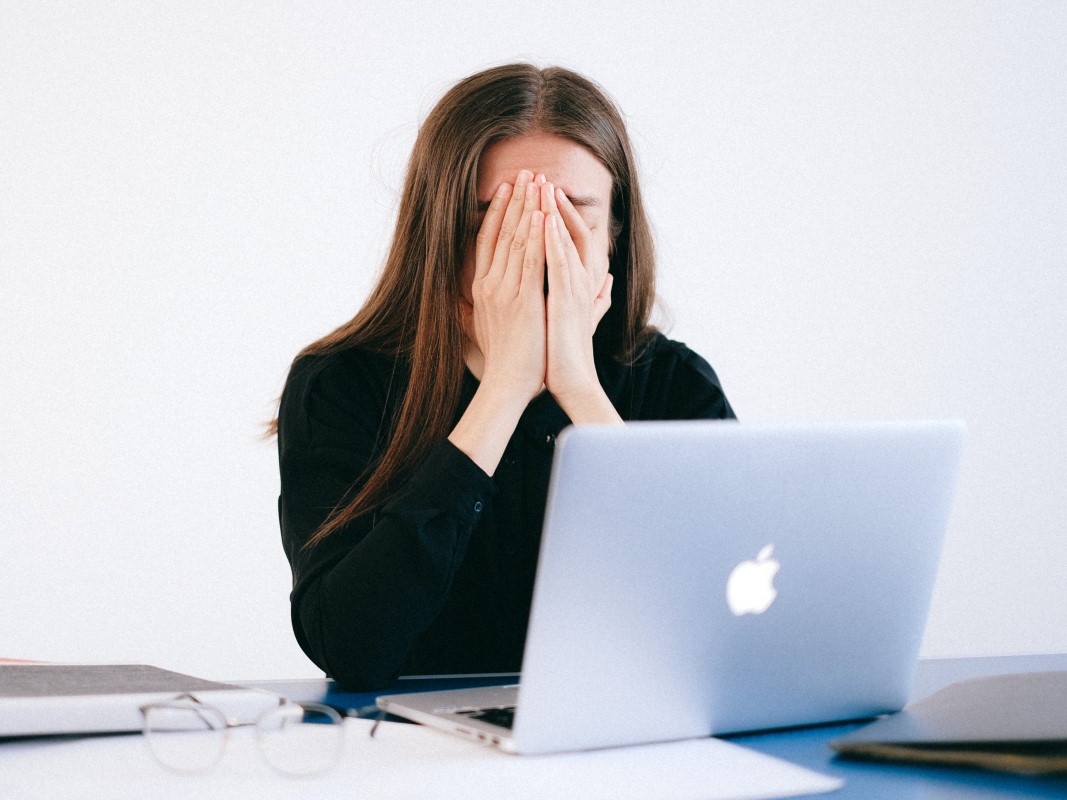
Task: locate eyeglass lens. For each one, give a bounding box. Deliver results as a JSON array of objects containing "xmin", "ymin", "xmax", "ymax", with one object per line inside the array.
[
  {"xmin": 143, "ymin": 703, "xmax": 228, "ymax": 773},
  {"xmin": 257, "ymin": 703, "xmax": 344, "ymax": 776}
]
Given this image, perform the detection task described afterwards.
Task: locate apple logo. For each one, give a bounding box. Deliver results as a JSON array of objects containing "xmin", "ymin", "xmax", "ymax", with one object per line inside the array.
[{"xmin": 726, "ymin": 544, "xmax": 780, "ymax": 616}]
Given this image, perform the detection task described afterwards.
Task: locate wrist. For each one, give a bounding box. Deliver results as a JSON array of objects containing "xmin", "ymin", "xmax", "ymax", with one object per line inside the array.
[
  {"xmin": 478, "ymin": 366, "xmax": 543, "ymax": 409},
  {"xmin": 475, "ymin": 375, "xmax": 539, "ymax": 418},
  {"xmin": 551, "ymin": 383, "xmax": 623, "ymax": 426},
  {"xmin": 449, "ymin": 382, "xmax": 531, "ymax": 477}
]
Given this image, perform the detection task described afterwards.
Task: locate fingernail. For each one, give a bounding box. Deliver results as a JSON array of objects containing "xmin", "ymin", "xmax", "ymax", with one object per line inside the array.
[
  {"xmin": 518, "ymin": 169, "xmax": 533, "ymax": 184},
  {"xmin": 526, "ymin": 182, "xmax": 538, "ymax": 201},
  {"xmin": 496, "ymin": 182, "xmax": 511, "ymax": 198}
]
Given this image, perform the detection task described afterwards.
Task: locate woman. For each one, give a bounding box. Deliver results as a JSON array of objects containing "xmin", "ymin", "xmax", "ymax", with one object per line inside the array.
[{"xmin": 275, "ymin": 64, "xmax": 734, "ymax": 690}]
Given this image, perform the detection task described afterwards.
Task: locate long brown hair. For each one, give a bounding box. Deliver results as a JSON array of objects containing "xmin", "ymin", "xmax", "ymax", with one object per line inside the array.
[{"xmin": 278, "ymin": 63, "xmax": 658, "ymax": 547}]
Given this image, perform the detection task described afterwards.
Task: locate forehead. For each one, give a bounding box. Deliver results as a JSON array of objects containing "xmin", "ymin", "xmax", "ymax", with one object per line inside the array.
[{"xmin": 476, "ymin": 132, "xmax": 612, "ymax": 203}]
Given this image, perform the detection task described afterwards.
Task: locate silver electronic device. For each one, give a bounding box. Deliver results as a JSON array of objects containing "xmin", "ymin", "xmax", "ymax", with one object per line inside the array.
[{"xmin": 377, "ymin": 420, "xmax": 966, "ymax": 754}]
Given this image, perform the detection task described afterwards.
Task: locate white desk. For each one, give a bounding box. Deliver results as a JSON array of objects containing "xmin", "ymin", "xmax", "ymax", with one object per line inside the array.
[{"xmin": 2, "ymin": 655, "xmax": 1065, "ymax": 799}]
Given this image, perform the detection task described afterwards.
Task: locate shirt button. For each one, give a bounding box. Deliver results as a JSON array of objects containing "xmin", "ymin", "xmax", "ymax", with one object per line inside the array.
[{"xmin": 474, "ymin": 501, "xmax": 483, "ymax": 513}]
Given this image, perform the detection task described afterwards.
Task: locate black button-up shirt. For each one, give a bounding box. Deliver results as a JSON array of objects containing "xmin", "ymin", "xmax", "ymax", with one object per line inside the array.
[{"xmin": 277, "ymin": 333, "xmax": 735, "ymax": 689}]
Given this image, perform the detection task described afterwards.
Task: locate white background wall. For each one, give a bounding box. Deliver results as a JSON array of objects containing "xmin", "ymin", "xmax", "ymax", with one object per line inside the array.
[{"xmin": 2, "ymin": 2, "xmax": 1064, "ymax": 681}]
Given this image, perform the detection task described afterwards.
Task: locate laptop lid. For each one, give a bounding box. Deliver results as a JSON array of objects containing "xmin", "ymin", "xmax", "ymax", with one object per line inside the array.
[{"xmin": 508, "ymin": 419, "xmax": 965, "ymax": 754}]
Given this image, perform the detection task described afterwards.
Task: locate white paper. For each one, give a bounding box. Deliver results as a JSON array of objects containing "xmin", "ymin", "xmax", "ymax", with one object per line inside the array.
[{"xmin": 0, "ymin": 718, "xmax": 842, "ymax": 800}]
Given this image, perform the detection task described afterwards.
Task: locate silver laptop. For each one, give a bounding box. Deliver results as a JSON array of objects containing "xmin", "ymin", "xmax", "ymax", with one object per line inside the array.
[{"xmin": 377, "ymin": 420, "xmax": 965, "ymax": 755}]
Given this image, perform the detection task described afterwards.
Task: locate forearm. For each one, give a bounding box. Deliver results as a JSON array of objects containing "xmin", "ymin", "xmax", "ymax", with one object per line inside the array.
[
  {"xmin": 448, "ymin": 378, "xmax": 532, "ymax": 476},
  {"xmin": 553, "ymin": 383, "xmax": 624, "ymax": 426}
]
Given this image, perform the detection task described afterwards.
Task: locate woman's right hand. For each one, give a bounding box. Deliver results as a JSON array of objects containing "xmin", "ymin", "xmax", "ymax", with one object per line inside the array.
[{"xmin": 465, "ymin": 169, "xmax": 547, "ymax": 405}]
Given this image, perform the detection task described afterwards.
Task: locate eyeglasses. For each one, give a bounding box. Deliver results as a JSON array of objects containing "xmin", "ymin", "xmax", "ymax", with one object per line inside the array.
[{"xmin": 140, "ymin": 693, "xmax": 345, "ymax": 777}]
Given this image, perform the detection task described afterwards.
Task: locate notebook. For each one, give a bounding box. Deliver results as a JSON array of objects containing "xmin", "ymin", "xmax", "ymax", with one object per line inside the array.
[
  {"xmin": 830, "ymin": 670, "xmax": 1067, "ymax": 774},
  {"xmin": 0, "ymin": 663, "xmax": 279, "ymax": 737},
  {"xmin": 378, "ymin": 420, "xmax": 966, "ymax": 755}
]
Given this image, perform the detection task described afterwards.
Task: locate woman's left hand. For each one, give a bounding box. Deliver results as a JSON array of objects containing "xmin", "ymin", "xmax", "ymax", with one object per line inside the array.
[{"xmin": 541, "ymin": 181, "xmax": 619, "ymax": 423}]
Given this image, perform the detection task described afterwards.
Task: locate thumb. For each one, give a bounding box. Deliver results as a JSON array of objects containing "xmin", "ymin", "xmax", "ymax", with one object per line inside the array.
[{"xmin": 592, "ymin": 273, "xmax": 613, "ymax": 326}]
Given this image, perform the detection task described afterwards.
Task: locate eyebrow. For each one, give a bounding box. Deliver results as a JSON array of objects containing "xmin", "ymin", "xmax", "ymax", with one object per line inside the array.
[{"xmin": 475, "ymin": 194, "xmax": 602, "ymax": 212}]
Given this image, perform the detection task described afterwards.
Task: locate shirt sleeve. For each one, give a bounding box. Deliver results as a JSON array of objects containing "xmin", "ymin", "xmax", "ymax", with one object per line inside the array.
[
  {"xmin": 277, "ymin": 353, "xmax": 494, "ymax": 689},
  {"xmin": 669, "ymin": 346, "xmax": 737, "ymax": 421},
  {"xmin": 637, "ymin": 337, "xmax": 737, "ymax": 422}
]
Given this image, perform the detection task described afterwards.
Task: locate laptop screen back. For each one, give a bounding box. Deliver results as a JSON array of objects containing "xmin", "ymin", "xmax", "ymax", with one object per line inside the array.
[{"xmin": 512, "ymin": 420, "xmax": 965, "ymax": 754}]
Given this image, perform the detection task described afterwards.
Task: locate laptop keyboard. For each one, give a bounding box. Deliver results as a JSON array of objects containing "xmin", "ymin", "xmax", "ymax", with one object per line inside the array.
[{"xmin": 456, "ymin": 706, "xmax": 516, "ymax": 730}]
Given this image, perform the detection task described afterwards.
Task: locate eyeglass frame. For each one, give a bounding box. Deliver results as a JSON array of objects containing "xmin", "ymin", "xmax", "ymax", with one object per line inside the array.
[{"xmin": 139, "ymin": 692, "xmax": 345, "ymax": 777}]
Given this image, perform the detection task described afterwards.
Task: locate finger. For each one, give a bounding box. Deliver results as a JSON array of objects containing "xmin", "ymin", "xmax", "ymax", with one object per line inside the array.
[
  {"xmin": 502, "ymin": 180, "xmax": 540, "ymax": 288},
  {"xmin": 543, "ymin": 183, "xmax": 576, "ymax": 266},
  {"xmin": 488, "ymin": 169, "xmax": 534, "ymax": 280},
  {"xmin": 552, "ymin": 187, "xmax": 586, "ymax": 272},
  {"xmin": 541, "ymin": 180, "xmax": 559, "ymax": 220},
  {"xmin": 474, "ymin": 181, "xmax": 513, "ymax": 280},
  {"xmin": 555, "ymin": 187, "xmax": 592, "ymax": 263},
  {"xmin": 544, "ymin": 212, "xmax": 571, "ymax": 296},
  {"xmin": 592, "ymin": 272, "xmax": 613, "ymax": 321},
  {"xmin": 521, "ymin": 210, "xmax": 546, "ymax": 297}
]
